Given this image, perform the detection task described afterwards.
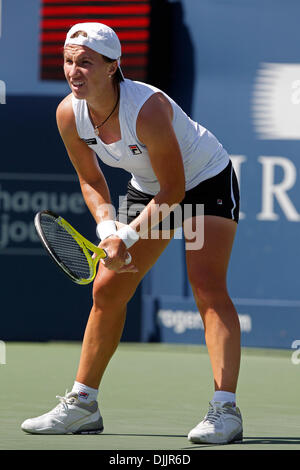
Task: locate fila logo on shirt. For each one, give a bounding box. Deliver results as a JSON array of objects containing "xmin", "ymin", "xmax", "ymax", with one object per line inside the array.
[{"xmin": 129, "ymin": 144, "xmax": 142, "ymax": 155}]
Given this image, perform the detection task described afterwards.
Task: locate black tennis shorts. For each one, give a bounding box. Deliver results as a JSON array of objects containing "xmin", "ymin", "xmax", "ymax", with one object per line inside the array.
[{"xmin": 117, "ymin": 160, "xmax": 240, "ymax": 230}]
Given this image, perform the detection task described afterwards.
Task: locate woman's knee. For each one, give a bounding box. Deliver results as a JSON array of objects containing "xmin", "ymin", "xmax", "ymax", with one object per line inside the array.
[
  {"xmin": 92, "ymin": 273, "xmax": 138, "ymax": 311},
  {"xmin": 189, "ymin": 274, "xmax": 228, "ymax": 308}
]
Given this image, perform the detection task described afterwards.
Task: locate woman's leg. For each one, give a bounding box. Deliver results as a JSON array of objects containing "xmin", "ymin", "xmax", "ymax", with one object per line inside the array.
[
  {"xmin": 76, "ymin": 234, "xmax": 174, "ymax": 389},
  {"xmin": 21, "ymin": 231, "xmax": 175, "ymax": 435},
  {"xmin": 185, "ymin": 215, "xmax": 240, "ymax": 393}
]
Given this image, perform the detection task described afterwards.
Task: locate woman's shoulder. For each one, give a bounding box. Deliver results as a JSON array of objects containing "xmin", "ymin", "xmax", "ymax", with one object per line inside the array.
[
  {"xmin": 122, "ymin": 79, "xmax": 169, "ymax": 116},
  {"xmin": 56, "ymin": 93, "xmax": 73, "ymax": 116},
  {"xmin": 56, "ymin": 93, "xmax": 77, "ymax": 135},
  {"xmin": 123, "ymin": 78, "xmax": 162, "ymax": 95}
]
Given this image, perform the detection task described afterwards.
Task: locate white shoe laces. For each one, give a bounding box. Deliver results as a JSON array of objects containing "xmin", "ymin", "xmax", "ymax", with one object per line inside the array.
[
  {"xmin": 54, "ymin": 391, "xmax": 75, "ymax": 413},
  {"xmin": 203, "ymin": 402, "xmax": 224, "ymax": 424}
]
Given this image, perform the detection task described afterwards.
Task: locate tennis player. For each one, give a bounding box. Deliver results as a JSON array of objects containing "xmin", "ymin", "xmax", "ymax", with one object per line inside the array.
[{"xmin": 21, "ymin": 22, "xmax": 242, "ymax": 444}]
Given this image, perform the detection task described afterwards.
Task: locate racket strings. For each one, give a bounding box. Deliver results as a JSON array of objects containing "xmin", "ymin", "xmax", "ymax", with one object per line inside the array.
[{"xmin": 41, "ymin": 215, "xmax": 92, "ymax": 280}]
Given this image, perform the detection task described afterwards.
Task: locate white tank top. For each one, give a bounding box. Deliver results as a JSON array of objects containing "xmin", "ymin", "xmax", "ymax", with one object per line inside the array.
[{"xmin": 72, "ymin": 79, "xmax": 229, "ymax": 195}]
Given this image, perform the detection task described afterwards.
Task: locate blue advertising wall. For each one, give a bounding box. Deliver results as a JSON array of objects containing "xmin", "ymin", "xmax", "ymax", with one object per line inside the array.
[
  {"xmin": 1, "ymin": 0, "xmax": 300, "ymax": 348},
  {"xmin": 142, "ymin": 0, "xmax": 300, "ymax": 349}
]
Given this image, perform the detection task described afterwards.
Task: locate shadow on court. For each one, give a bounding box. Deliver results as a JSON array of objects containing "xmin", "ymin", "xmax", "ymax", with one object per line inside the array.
[
  {"xmin": 181, "ymin": 436, "xmax": 300, "ymax": 449},
  {"xmin": 242, "ymin": 436, "xmax": 300, "ymax": 445},
  {"xmin": 21, "ymin": 432, "xmax": 187, "ymax": 439},
  {"xmin": 102, "ymin": 433, "xmax": 187, "ymax": 438}
]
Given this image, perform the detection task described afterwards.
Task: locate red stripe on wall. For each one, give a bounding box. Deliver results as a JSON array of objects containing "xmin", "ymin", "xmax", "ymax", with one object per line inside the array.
[
  {"xmin": 42, "ymin": 5, "xmax": 150, "ymax": 16},
  {"xmin": 42, "ymin": 43, "xmax": 148, "ymax": 55},
  {"xmin": 42, "ymin": 55, "xmax": 147, "ymax": 66},
  {"xmin": 43, "ymin": 0, "xmax": 146, "ymax": 3},
  {"xmin": 41, "ymin": 29, "xmax": 149, "ymax": 43},
  {"xmin": 42, "ymin": 18, "xmax": 150, "ymax": 29}
]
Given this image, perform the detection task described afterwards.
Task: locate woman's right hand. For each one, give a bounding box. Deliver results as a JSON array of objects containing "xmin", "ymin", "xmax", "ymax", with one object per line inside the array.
[{"xmin": 99, "ymin": 235, "xmax": 138, "ymax": 274}]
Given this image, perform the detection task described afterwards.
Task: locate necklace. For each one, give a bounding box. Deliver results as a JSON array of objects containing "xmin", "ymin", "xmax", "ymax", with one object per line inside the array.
[{"xmin": 93, "ymin": 89, "xmax": 120, "ymax": 136}]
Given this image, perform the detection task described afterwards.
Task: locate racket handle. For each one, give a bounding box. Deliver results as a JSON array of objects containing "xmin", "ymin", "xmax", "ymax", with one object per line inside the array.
[
  {"xmin": 124, "ymin": 253, "xmax": 132, "ymax": 265},
  {"xmin": 101, "ymin": 250, "xmax": 131, "ymax": 265}
]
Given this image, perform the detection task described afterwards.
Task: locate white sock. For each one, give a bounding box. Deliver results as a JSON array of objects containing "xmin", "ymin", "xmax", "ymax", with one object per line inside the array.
[
  {"xmin": 212, "ymin": 391, "xmax": 236, "ymax": 406},
  {"xmin": 72, "ymin": 381, "xmax": 98, "ymax": 403}
]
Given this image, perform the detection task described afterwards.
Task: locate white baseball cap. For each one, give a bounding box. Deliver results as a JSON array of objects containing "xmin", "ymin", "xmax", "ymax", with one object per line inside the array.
[{"xmin": 64, "ymin": 22, "xmax": 124, "ymax": 80}]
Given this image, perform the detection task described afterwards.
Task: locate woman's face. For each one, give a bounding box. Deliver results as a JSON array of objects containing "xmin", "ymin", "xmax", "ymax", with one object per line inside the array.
[{"xmin": 63, "ymin": 45, "xmax": 114, "ymax": 99}]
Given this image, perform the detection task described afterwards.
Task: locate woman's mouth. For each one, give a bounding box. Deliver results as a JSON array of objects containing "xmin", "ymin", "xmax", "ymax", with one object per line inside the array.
[{"xmin": 71, "ymin": 81, "xmax": 84, "ymax": 89}]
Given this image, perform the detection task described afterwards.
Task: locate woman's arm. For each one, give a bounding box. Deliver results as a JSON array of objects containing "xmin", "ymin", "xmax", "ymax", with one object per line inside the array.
[
  {"xmin": 105, "ymin": 92, "xmax": 186, "ymax": 258},
  {"xmin": 56, "ymin": 94, "xmax": 115, "ymax": 223},
  {"xmin": 56, "ymin": 95, "xmax": 133, "ymax": 271},
  {"xmin": 92, "ymin": 92, "xmax": 186, "ymax": 266},
  {"xmin": 132, "ymin": 92, "xmax": 186, "ymax": 238}
]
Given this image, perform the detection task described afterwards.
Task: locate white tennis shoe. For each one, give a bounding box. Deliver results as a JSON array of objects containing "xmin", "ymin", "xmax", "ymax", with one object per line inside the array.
[
  {"xmin": 188, "ymin": 401, "xmax": 243, "ymax": 444},
  {"xmin": 21, "ymin": 391, "xmax": 104, "ymax": 435}
]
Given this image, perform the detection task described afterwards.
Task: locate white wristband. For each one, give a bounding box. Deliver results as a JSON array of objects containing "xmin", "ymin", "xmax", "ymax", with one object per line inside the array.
[
  {"xmin": 96, "ymin": 220, "xmax": 117, "ymax": 240},
  {"xmin": 116, "ymin": 225, "xmax": 140, "ymax": 249}
]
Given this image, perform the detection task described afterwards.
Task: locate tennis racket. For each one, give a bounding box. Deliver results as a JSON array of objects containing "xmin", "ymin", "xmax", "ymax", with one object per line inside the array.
[{"xmin": 34, "ymin": 210, "xmax": 109, "ymax": 285}]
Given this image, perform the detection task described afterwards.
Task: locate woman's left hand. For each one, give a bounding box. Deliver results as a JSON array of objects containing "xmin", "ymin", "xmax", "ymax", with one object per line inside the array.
[{"xmin": 98, "ymin": 222, "xmax": 139, "ymax": 273}]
